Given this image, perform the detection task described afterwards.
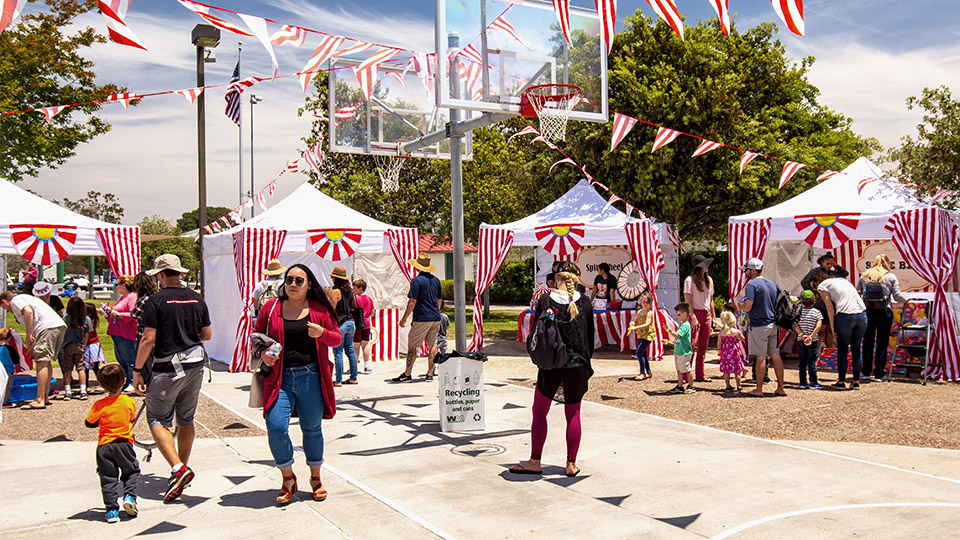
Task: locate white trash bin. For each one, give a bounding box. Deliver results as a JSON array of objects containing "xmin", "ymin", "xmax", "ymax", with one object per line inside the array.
[{"xmin": 437, "ymin": 353, "xmax": 486, "ymax": 432}]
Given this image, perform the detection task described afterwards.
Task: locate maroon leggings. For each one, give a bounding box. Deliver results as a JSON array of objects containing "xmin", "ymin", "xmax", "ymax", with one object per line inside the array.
[{"xmin": 530, "ymin": 387, "xmax": 582, "ymax": 462}]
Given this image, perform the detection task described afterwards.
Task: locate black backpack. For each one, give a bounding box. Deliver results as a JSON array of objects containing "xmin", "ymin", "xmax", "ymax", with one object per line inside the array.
[
  {"xmin": 526, "ymin": 305, "xmax": 569, "ymax": 370},
  {"xmin": 862, "ymin": 281, "xmax": 888, "ymax": 311},
  {"xmin": 775, "ymin": 288, "xmax": 803, "ymax": 331}
]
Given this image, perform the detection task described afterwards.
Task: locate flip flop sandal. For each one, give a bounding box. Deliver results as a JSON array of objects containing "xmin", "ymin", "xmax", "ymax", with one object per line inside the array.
[
  {"xmin": 20, "ymin": 402, "xmax": 46, "ymax": 410},
  {"xmin": 508, "ymin": 465, "xmax": 542, "ymax": 475}
]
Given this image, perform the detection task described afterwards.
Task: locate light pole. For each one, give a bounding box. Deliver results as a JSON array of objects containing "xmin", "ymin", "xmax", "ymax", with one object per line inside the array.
[
  {"xmin": 192, "ymin": 24, "xmax": 220, "ymax": 296},
  {"xmin": 249, "ymin": 94, "xmax": 263, "ymax": 218}
]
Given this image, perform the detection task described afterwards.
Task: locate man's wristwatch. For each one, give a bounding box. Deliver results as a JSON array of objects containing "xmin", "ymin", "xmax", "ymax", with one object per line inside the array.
[{"xmin": 132, "ymin": 366, "xmax": 143, "ymax": 373}]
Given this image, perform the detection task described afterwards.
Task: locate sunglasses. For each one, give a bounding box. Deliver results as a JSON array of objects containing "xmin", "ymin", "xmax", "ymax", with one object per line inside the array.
[{"xmin": 284, "ymin": 276, "xmax": 306, "ymax": 286}]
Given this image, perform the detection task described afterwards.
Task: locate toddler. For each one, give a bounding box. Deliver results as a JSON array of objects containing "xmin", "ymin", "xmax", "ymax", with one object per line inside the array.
[
  {"xmin": 85, "ymin": 303, "xmax": 106, "ymax": 392},
  {"xmin": 85, "ymin": 363, "xmax": 140, "ymax": 523},
  {"xmin": 797, "ymin": 290, "xmax": 823, "ymax": 389},
  {"xmin": 627, "ymin": 293, "xmax": 655, "ymax": 380},
  {"xmin": 717, "ymin": 311, "xmax": 746, "ymax": 392},
  {"xmin": 0, "ymin": 328, "xmax": 19, "ymax": 406},
  {"xmin": 667, "ymin": 303, "xmax": 694, "ymax": 394},
  {"xmin": 62, "ymin": 296, "xmax": 93, "ymax": 400}
]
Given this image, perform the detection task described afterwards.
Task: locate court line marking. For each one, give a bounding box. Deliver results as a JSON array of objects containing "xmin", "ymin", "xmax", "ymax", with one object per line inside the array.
[
  {"xmin": 711, "ymin": 502, "xmax": 960, "ymax": 539},
  {"xmin": 497, "ymin": 380, "xmax": 960, "ymax": 486},
  {"xmin": 200, "ymin": 389, "xmax": 458, "ymax": 540}
]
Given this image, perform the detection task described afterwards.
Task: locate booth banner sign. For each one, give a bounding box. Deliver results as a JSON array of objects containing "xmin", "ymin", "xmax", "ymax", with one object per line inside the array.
[
  {"xmin": 534, "ymin": 223, "xmax": 584, "ymax": 257},
  {"xmin": 793, "ymin": 213, "xmax": 860, "ymax": 250},
  {"xmin": 308, "ymin": 228, "xmax": 362, "ymax": 261},
  {"xmin": 843, "ymin": 239, "xmax": 932, "ymax": 292},
  {"xmin": 10, "ymin": 224, "xmax": 77, "ymax": 265},
  {"xmin": 576, "ymin": 245, "xmax": 630, "ymax": 297},
  {"xmin": 439, "ymin": 357, "xmax": 485, "ymax": 432}
]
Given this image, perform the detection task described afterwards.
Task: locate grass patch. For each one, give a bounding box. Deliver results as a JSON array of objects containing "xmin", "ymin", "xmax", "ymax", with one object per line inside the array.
[
  {"xmin": 4, "ymin": 299, "xmax": 117, "ymax": 366},
  {"xmin": 444, "ymin": 308, "xmax": 519, "ymax": 341}
]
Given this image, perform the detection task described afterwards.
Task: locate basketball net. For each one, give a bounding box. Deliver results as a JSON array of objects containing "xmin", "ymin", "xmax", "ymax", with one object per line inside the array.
[
  {"xmin": 375, "ymin": 155, "xmax": 405, "ymax": 192},
  {"xmin": 522, "ymin": 84, "xmax": 581, "ymax": 142}
]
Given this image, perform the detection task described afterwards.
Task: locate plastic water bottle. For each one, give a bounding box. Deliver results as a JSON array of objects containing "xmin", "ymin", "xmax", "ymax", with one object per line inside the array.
[{"xmin": 267, "ymin": 343, "xmax": 282, "ymax": 357}]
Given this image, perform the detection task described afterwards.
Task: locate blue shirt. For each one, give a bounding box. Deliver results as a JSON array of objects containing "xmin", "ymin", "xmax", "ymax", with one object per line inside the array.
[
  {"xmin": 0, "ymin": 345, "xmax": 16, "ymax": 374},
  {"xmin": 409, "ymin": 272, "xmax": 442, "ymax": 322},
  {"xmin": 744, "ymin": 276, "xmax": 778, "ymax": 327}
]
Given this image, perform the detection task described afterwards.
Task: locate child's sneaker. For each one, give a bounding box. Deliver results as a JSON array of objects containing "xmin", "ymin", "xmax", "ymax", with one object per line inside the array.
[
  {"xmin": 363, "ymin": 365, "xmax": 373, "ymax": 374},
  {"xmin": 668, "ymin": 385, "xmax": 684, "ymax": 394},
  {"xmin": 62, "ymin": 392, "xmax": 72, "ymax": 401},
  {"xmin": 123, "ymin": 495, "xmax": 138, "ymax": 517},
  {"xmin": 105, "ymin": 509, "xmax": 119, "ymax": 523},
  {"xmin": 798, "ymin": 384, "xmax": 809, "ymax": 390},
  {"xmin": 79, "ymin": 392, "xmax": 88, "ymax": 401},
  {"xmin": 684, "ymin": 384, "xmax": 696, "ymax": 394},
  {"xmin": 809, "ymin": 383, "xmax": 824, "ymax": 389}
]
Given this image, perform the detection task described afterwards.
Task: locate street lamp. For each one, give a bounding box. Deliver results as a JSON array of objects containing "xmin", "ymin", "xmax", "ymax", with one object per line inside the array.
[
  {"xmin": 249, "ymin": 94, "xmax": 263, "ymax": 218},
  {"xmin": 192, "ymin": 24, "xmax": 219, "ymax": 296}
]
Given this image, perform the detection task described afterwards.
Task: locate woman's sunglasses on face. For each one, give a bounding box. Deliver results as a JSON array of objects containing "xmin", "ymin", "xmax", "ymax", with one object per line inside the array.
[{"xmin": 284, "ymin": 276, "xmax": 306, "ymax": 286}]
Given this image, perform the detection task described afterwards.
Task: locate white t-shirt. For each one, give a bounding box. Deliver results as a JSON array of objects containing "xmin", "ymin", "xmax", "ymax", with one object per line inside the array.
[
  {"xmin": 683, "ymin": 275, "xmax": 714, "ymax": 311},
  {"xmin": 818, "ymin": 278, "xmax": 866, "ymax": 315},
  {"xmin": 10, "ymin": 294, "xmax": 66, "ymax": 337}
]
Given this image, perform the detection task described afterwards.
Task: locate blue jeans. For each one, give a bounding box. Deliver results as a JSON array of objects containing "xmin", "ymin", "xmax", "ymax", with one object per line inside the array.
[
  {"xmin": 797, "ymin": 342, "xmax": 819, "ymax": 385},
  {"xmin": 112, "ymin": 336, "xmax": 137, "ymax": 386},
  {"xmin": 333, "ymin": 320, "xmax": 357, "ymax": 383},
  {"xmin": 636, "ymin": 339, "xmax": 651, "ymax": 374},
  {"xmin": 264, "ymin": 364, "xmax": 325, "ymax": 468},
  {"xmin": 835, "ymin": 312, "xmax": 867, "ymax": 382},
  {"xmin": 863, "ymin": 309, "xmax": 894, "ymax": 378}
]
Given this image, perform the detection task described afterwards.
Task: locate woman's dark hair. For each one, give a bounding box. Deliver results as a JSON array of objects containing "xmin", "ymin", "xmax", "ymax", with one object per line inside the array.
[
  {"xmin": 66, "ymin": 296, "xmax": 87, "ymax": 329},
  {"xmin": 808, "ymin": 270, "xmax": 831, "ymax": 290},
  {"xmin": 816, "ymin": 252, "xmax": 836, "ymax": 266},
  {"xmin": 333, "ymin": 276, "xmax": 352, "ymax": 294},
  {"xmin": 692, "ymin": 265, "xmax": 712, "ymax": 293},
  {"xmin": 598, "ymin": 262, "xmax": 610, "ymax": 274},
  {"xmin": 132, "ymin": 272, "xmax": 158, "ymax": 297},
  {"xmin": 279, "ymin": 264, "xmax": 337, "ymax": 314},
  {"xmin": 85, "ymin": 302, "xmax": 99, "ymax": 329}
]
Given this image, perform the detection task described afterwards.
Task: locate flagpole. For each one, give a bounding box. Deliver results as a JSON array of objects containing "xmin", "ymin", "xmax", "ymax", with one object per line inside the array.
[{"xmin": 237, "ymin": 42, "xmax": 244, "ymax": 219}]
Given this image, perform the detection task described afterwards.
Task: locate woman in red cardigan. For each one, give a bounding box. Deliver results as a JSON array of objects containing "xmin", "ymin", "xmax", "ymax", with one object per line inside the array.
[{"xmin": 255, "ymin": 264, "xmax": 342, "ymax": 505}]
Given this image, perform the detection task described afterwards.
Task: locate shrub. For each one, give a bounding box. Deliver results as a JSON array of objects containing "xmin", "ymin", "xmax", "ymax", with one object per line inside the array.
[
  {"xmin": 440, "ymin": 280, "xmax": 476, "ymax": 302},
  {"xmin": 679, "ymin": 249, "xmax": 729, "ymax": 304},
  {"xmin": 489, "ymin": 257, "xmax": 535, "ymax": 304}
]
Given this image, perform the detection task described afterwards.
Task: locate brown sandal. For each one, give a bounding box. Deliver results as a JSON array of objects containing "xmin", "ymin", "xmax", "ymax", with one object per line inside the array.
[
  {"xmin": 276, "ymin": 473, "xmax": 297, "ymax": 505},
  {"xmin": 310, "ymin": 475, "xmax": 327, "ymax": 501}
]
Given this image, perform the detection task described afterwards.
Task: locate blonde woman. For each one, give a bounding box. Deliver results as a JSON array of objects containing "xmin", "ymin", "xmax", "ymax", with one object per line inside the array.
[
  {"xmin": 856, "ymin": 254, "xmax": 908, "ymax": 381},
  {"xmin": 510, "ymin": 261, "xmax": 594, "ymax": 478}
]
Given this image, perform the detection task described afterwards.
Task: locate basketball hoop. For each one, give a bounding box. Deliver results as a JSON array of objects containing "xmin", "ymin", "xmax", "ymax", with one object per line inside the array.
[
  {"xmin": 374, "ymin": 154, "xmax": 406, "ymax": 192},
  {"xmin": 520, "ymin": 83, "xmax": 581, "ymax": 142}
]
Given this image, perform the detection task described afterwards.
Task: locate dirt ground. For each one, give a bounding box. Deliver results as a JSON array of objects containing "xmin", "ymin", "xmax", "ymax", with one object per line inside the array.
[{"xmin": 520, "ymin": 370, "xmax": 960, "ymax": 449}]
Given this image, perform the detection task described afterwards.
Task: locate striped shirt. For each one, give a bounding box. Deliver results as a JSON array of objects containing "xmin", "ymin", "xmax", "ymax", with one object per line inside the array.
[{"xmin": 798, "ymin": 307, "xmax": 823, "ymax": 339}]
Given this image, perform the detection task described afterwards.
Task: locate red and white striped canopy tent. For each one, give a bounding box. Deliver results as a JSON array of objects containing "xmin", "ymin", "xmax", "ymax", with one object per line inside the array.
[
  {"xmin": 468, "ymin": 179, "xmax": 682, "ymax": 354},
  {"xmin": 0, "ymin": 179, "xmax": 140, "ymax": 282},
  {"xmin": 728, "ymin": 157, "xmax": 960, "ymax": 381},
  {"xmin": 201, "ymin": 182, "xmax": 419, "ymax": 372}
]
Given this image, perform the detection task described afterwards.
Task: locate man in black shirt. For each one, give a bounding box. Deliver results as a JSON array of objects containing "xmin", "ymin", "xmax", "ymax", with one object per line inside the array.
[{"xmin": 132, "ymin": 254, "xmax": 211, "ymax": 502}]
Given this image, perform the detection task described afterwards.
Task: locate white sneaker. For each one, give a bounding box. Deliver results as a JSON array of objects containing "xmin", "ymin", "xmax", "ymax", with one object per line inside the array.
[
  {"xmin": 363, "ymin": 366, "xmax": 373, "ymax": 374},
  {"xmin": 123, "ymin": 384, "xmax": 135, "ymax": 393}
]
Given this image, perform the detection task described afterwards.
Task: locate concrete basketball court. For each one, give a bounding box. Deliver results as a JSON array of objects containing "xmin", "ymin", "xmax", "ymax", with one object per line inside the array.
[{"xmin": 2, "ymin": 355, "xmax": 959, "ymax": 539}]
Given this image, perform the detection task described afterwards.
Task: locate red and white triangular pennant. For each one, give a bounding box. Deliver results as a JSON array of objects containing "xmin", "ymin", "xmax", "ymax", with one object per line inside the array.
[
  {"xmin": 177, "ymin": 0, "xmax": 253, "ymax": 37},
  {"xmin": 99, "ymin": 0, "xmax": 148, "ymax": 50},
  {"xmin": 605, "ymin": 194, "xmax": 623, "ymax": 207},
  {"xmin": 107, "ymin": 92, "xmax": 137, "ymax": 109},
  {"xmin": 610, "ymin": 112, "xmax": 637, "ymax": 151},
  {"xmin": 508, "ymin": 125, "xmax": 540, "ymax": 143},
  {"xmin": 779, "ymin": 161, "xmax": 806, "ymax": 188},
  {"xmin": 174, "ymin": 87, "xmax": 204, "ymax": 104},
  {"xmin": 238, "ymin": 14, "xmax": 279, "ymax": 78},
  {"xmin": 596, "ymin": 0, "xmax": 617, "ymax": 54},
  {"xmin": 254, "ymin": 191, "xmax": 267, "ymax": 211},
  {"xmin": 770, "ymin": 0, "xmax": 804, "ymax": 36},
  {"xmin": 816, "ymin": 170, "xmax": 839, "ymax": 183},
  {"xmin": 552, "ymin": 0, "xmax": 573, "ymax": 47},
  {"xmin": 38, "ymin": 106, "xmax": 66, "ymax": 123},
  {"xmin": 331, "ymin": 40, "xmax": 373, "ymax": 58},
  {"xmin": 300, "ymin": 35, "xmax": 344, "ymax": 91},
  {"xmin": 706, "ymin": 0, "xmax": 731, "ymax": 35},
  {"xmin": 739, "ymin": 151, "xmax": 759, "ymax": 174},
  {"xmin": 549, "ymin": 157, "xmax": 578, "ymax": 173},
  {"xmin": 488, "ymin": 15, "xmax": 525, "ymax": 47},
  {"xmin": 0, "ymin": 0, "xmax": 27, "ymax": 34},
  {"xmin": 270, "ymin": 24, "xmax": 306, "ymax": 47},
  {"xmin": 645, "ymin": 0, "xmax": 684, "ymax": 41},
  {"xmin": 930, "ymin": 188, "xmax": 957, "ymax": 205},
  {"xmin": 651, "ymin": 126, "xmax": 681, "ymax": 152},
  {"xmin": 692, "ymin": 139, "xmax": 722, "ymax": 157},
  {"xmin": 857, "ymin": 177, "xmax": 879, "ymax": 194}
]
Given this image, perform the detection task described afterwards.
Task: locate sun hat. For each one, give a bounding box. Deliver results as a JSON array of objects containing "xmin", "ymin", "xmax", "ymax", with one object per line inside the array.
[
  {"xmin": 408, "ymin": 254, "xmax": 437, "ymax": 273},
  {"xmin": 262, "ymin": 259, "xmax": 286, "ymax": 276},
  {"xmin": 146, "ymin": 254, "xmax": 189, "ymax": 276},
  {"xmin": 691, "ymin": 254, "xmax": 714, "ymax": 269},
  {"xmin": 800, "ymin": 290, "xmax": 816, "ymax": 303},
  {"xmin": 329, "ymin": 266, "xmax": 350, "ymax": 281},
  {"xmin": 740, "ymin": 257, "xmax": 763, "ymax": 271},
  {"xmin": 32, "ymin": 282, "xmax": 52, "ymax": 296}
]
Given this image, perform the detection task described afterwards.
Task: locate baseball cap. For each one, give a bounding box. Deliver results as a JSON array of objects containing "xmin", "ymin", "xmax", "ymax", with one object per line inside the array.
[
  {"xmin": 32, "ymin": 282, "xmax": 52, "ymax": 296},
  {"xmin": 740, "ymin": 258, "xmax": 763, "ymax": 271},
  {"xmin": 800, "ymin": 290, "xmax": 816, "ymax": 303}
]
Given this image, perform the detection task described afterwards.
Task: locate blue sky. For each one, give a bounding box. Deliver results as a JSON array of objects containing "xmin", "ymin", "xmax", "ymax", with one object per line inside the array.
[{"xmin": 19, "ymin": 0, "xmax": 960, "ymax": 225}]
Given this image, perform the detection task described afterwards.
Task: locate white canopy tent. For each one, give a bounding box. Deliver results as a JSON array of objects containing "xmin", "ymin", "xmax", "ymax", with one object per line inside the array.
[
  {"xmin": 202, "ymin": 182, "xmax": 419, "ymax": 372},
  {"xmin": 468, "ymin": 179, "xmax": 682, "ymax": 351},
  {"xmin": 0, "ymin": 179, "xmax": 141, "ymax": 291},
  {"xmin": 728, "ymin": 157, "xmax": 960, "ymax": 381}
]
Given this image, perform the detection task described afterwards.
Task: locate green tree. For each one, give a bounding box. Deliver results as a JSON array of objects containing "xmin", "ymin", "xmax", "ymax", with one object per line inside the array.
[
  {"xmin": 137, "ymin": 215, "xmax": 199, "ymax": 276},
  {"xmin": 0, "ymin": 0, "xmax": 131, "ymax": 183},
  {"xmin": 176, "ymin": 206, "xmax": 231, "ymax": 232},
  {"xmin": 886, "ymin": 85, "xmax": 960, "ymax": 208},
  {"xmin": 56, "ymin": 190, "xmax": 123, "ymax": 223},
  {"xmin": 138, "ymin": 214, "xmax": 177, "ymax": 236}
]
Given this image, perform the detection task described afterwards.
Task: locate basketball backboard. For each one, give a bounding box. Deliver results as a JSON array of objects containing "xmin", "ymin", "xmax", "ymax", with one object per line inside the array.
[
  {"xmin": 328, "ymin": 57, "xmax": 474, "ymax": 159},
  {"xmin": 437, "ymin": 0, "xmax": 609, "ymax": 123}
]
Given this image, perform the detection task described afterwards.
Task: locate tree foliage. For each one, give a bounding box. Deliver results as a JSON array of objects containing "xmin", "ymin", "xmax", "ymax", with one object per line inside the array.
[
  {"xmin": 137, "ymin": 215, "xmax": 199, "ymax": 275},
  {"xmin": 0, "ymin": 0, "xmax": 130, "ymax": 183},
  {"xmin": 176, "ymin": 206, "xmax": 231, "ymax": 232},
  {"xmin": 56, "ymin": 190, "xmax": 123, "ymax": 224},
  {"xmin": 886, "ymin": 85, "xmax": 960, "ymax": 208}
]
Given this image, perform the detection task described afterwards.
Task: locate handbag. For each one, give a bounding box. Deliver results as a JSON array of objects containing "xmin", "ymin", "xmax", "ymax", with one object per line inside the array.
[
  {"xmin": 248, "ymin": 300, "xmax": 280, "ymax": 409},
  {"xmin": 351, "ymin": 291, "xmax": 365, "ymax": 332}
]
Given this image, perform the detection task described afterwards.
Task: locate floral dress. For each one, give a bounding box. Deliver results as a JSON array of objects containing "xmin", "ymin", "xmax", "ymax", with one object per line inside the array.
[{"xmin": 719, "ymin": 334, "xmax": 746, "ymax": 374}]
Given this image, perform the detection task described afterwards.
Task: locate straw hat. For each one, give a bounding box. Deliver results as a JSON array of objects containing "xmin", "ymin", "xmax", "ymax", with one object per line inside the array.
[
  {"xmin": 329, "ymin": 266, "xmax": 350, "ymax": 281},
  {"xmin": 32, "ymin": 282, "xmax": 52, "ymax": 296},
  {"xmin": 263, "ymin": 259, "xmax": 286, "ymax": 276},
  {"xmin": 408, "ymin": 254, "xmax": 436, "ymax": 273},
  {"xmin": 146, "ymin": 254, "xmax": 189, "ymax": 276}
]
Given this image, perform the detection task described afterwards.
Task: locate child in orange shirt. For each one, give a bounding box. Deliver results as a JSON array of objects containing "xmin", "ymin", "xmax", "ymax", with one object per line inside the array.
[{"xmin": 85, "ymin": 363, "xmax": 139, "ymax": 523}]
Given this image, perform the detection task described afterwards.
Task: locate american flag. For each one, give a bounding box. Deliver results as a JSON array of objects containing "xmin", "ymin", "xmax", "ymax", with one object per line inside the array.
[{"xmin": 224, "ymin": 60, "xmax": 241, "ymax": 126}]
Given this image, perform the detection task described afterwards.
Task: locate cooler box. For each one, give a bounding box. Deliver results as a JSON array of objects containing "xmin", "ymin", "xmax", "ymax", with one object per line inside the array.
[
  {"xmin": 436, "ymin": 351, "xmax": 487, "ymax": 432},
  {"xmin": 9, "ymin": 375, "xmax": 56, "ymax": 403}
]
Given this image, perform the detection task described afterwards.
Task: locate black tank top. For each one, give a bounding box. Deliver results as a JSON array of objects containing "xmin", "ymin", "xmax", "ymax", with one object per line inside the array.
[
  {"xmin": 335, "ymin": 288, "xmax": 354, "ymax": 325},
  {"xmin": 281, "ymin": 317, "xmax": 317, "ymax": 367}
]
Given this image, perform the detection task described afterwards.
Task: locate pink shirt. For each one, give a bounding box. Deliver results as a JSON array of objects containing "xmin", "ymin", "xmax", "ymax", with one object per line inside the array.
[
  {"xmin": 106, "ymin": 292, "xmax": 138, "ymax": 341},
  {"xmin": 356, "ymin": 294, "xmax": 374, "ymax": 326},
  {"xmin": 683, "ymin": 275, "xmax": 714, "ymax": 311}
]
